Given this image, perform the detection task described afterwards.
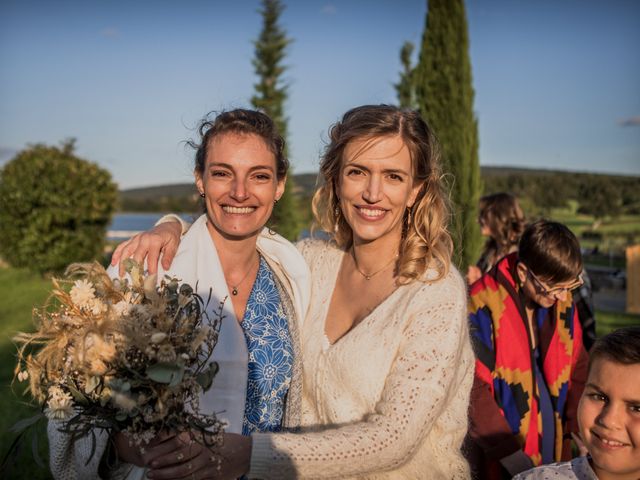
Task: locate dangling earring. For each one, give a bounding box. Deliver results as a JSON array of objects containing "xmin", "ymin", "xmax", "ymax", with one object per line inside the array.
[
  {"xmin": 334, "ymin": 204, "xmax": 340, "ymax": 234},
  {"xmin": 406, "ymin": 207, "xmax": 412, "ymax": 227}
]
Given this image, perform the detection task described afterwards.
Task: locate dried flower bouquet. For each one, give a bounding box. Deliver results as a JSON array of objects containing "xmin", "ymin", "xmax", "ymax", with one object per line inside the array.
[{"xmin": 11, "ymin": 259, "xmax": 224, "ymax": 463}]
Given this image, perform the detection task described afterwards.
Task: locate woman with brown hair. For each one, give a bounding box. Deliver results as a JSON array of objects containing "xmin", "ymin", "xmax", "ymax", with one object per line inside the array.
[
  {"xmin": 467, "ymin": 192, "xmax": 526, "ymax": 285},
  {"xmin": 48, "ymin": 109, "xmax": 311, "ymax": 480},
  {"xmin": 115, "ymin": 105, "xmax": 474, "ymax": 479}
]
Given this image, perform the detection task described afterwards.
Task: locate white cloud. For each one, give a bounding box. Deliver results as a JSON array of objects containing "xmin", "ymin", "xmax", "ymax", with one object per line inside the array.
[{"xmin": 618, "ymin": 116, "xmax": 640, "ymax": 127}]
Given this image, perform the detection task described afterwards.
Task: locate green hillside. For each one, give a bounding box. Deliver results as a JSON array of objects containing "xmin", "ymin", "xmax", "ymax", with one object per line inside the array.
[{"xmin": 119, "ymin": 167, "xmax": 640, "ymax": 216}]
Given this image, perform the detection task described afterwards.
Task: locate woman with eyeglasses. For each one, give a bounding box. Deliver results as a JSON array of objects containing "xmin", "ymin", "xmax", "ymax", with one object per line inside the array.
[{"xmin": 467, "ymin": 219, "xmax": 589, "ymax": 479}]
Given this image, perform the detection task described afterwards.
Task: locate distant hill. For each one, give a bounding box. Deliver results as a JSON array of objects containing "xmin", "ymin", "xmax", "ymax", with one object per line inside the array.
[
  {"xmin": 118, "ymin": 167, "xmax": 640, "ymax": 214},
  {"xmin": 480, "ymin": 165, "xmax": 637, "ymax": 180}
]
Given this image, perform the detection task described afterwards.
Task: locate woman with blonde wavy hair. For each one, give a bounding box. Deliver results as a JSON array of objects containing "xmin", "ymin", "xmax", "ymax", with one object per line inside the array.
[{"xmin": 112, "ymin": 104, "xmax": 474, "ymax": 479}]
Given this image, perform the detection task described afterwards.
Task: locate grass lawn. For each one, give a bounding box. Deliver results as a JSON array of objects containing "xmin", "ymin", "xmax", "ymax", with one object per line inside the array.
[
  {"xmin": 0, "ymin": 268, "xmax": 53, "ymax": 479},
  {"xmin": 0, "ymin": 266, "xmax": 638, "ymax": 479},
  {"xmin": 550, "ymin": 207, "xmax": 640, "ymax": 253},
  {"xmin": 596, "ymin": 309, "xmax": 640, "ymax": 337}
]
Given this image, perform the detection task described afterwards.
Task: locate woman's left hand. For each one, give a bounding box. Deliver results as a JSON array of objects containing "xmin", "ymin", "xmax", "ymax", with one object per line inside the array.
[{"xmin": 146, "ymin": 432, "xmax": 251, "ymax": 480}]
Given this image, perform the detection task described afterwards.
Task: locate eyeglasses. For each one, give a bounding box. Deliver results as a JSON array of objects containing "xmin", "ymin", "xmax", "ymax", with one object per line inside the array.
[{"xmin": 524, "ymin": 265, "xmax": 584, "ymax": 297}]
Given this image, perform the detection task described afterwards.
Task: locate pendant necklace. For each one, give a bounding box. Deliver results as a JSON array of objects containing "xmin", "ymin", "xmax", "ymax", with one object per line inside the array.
[
  {"xmin": 228, "ymin": 256, "xmax": 258, "ymax": 296},
  {"xmin": 352, "ymin": 247, "xmax": 398, "ymax": 280}
]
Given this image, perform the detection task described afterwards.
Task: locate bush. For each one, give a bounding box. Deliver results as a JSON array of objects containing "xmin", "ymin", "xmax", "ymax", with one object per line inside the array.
[{"xmin": 0, "ymin": 140, "xmax": 118, "ymax": 273}]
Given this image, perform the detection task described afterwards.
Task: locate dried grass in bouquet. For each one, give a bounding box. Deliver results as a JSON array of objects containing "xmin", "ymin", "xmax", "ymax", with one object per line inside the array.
[{"xmin": 7, "ymin": 259, "xmax": 225, "ymax": 470}]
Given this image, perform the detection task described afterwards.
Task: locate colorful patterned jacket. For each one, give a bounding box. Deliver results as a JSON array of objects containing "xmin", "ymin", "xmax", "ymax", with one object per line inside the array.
[{"xmin": 468, "ymin": 253, "xmax": 588, "ymax": 470}]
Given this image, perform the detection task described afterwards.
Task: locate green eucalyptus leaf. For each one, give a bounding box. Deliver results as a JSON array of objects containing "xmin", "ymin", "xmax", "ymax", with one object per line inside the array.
[
  {"xmin": 145, "ymin": 363, "xmax": 184, "ymax": 386},
  {"xmin": 67, "ymin": 383, "xmax": 89, "ymax": 405},
  {"xmin": 196, "ymin": 362, "xmax": 219, "ymax": 392}
]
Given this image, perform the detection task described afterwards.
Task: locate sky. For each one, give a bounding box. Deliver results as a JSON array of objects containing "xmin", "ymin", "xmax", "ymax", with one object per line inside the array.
[{"xmin": 1, "ymin": 0, "xmax": 639, "ymax": 190}]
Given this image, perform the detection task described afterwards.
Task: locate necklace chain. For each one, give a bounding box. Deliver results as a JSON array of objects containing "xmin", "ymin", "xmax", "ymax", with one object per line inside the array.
[
  {"xmin": 227, "ymin": 254, "xmax": 259, "ymax": 296},
  {"xmin": 352, "ymin": 247, "xmax": 398, "ymax": 280}
]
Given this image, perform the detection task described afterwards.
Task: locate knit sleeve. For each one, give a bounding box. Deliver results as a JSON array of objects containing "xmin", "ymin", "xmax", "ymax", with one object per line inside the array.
[
  {"xmin": 294, "ymin": 238, "xmax": 330, "ymax": 269},
  {"xmin": 155, "ymin": 213, "xmax": 191, "ymax": 236},
  {"xmin": 248, "ymin": 274, "xmax": 473, "ymax": 479},
  {"xmin": 47, "ymin": 419, "xmax": 109, "ymax": 480}
]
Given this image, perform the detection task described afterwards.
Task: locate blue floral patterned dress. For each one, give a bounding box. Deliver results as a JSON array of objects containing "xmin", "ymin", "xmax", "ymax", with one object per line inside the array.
[{"xmin": 240, "ymin": 255, "xmax": 294, "ymax": 435}]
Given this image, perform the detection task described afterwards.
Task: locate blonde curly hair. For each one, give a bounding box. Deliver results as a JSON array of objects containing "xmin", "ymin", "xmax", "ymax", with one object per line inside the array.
[{"xmin": 312, "ymin": 105, "xmax": 453, "ymax": 284}]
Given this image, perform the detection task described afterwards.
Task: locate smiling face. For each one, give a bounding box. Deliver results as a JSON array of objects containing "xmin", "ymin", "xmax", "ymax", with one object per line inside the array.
[
  {"xmin": 516, "ymin": 262, "xmax": 577, "ymax": 309},
  {"xmin": 195, "ymin": 132, "xmax": 285, "ymax": 241},
  {"xmin": 578, "ymin": 358, "xmax": 640, "ymax": 480},
  {"xmin": 337, "ymin": 135, "xmax": 421, "ymax": 247}
]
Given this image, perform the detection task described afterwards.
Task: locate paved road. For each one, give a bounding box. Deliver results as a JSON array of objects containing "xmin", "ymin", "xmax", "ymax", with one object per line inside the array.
[{"xmin": 593, "ymin": 288, "xmax": 626, "ymax": 313}]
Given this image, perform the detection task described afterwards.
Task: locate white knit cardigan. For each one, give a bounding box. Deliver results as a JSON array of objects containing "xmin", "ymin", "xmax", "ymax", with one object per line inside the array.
[{"xmin": 248, "ymin": 239, "xmax": 475, "ymax": 479}]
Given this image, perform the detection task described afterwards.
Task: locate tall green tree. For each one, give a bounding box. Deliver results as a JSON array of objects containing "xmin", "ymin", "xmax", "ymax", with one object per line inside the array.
[
  {"xmin": 394, "ymin": 41, "xmax": 417, "ymax": 109},
  {"xmin": 412, "ymin": 0, "xmax": 482, "ymax": 268},
  {"xmin": 0, "ymin": 140, "xmax": 117, "ymax": 274},
  {"xmin": 251, "ymin": 0, "xmax": 301, "ymax": 240}
]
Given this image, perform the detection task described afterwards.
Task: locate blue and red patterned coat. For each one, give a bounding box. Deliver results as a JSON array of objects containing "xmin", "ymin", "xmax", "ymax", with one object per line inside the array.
[{"xmin": 468, "ymin": 253, "xmax": 588, "ymax": 472}]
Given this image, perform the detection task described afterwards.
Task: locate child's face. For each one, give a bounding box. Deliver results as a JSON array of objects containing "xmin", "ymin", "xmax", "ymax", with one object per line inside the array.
[{"xmin": 578, "ymin": 357, "xmax": 640, "ymax": 480}]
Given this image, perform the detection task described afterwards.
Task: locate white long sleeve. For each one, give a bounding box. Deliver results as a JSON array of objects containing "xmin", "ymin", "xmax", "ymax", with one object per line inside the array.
[{"xmin": 248, "ymin": 239, "xmax": 474, "ymax": 479}]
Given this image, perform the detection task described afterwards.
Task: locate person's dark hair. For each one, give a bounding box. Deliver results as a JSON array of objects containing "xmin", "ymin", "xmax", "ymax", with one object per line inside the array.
[
  {"xmin": 588, "ymin": 326, "xmax": 640, "ymax": 370},
  {"xmin": 477, "ymin": 192, "xmax": 525, "ymax": 271},
  {"xmin": 518, "ymin": 219, "xmax": 582, "ymax": 283},
  {"xmin": 311, "ymin": 104, "xmax": 453, "ymax": 284},
  {"xmin": 189, "ymin": 109, "xmax": 288, "ymax": 179}
]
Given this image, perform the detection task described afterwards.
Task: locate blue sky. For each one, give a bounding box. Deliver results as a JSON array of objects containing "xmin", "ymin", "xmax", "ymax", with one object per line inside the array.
[{"xmin": 1, "ymin": 0, "xmax": 638, "ymax": 189}]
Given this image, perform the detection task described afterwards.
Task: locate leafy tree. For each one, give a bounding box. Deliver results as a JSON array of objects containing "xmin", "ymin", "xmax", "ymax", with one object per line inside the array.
[
  {"xmin": 412, "ymin": 0, "xmax": 482, "ymax": 269},
  {"xmin": 0, "ymin": 140, "xmax": 117, "ymax": 273},
  {"xmin": 394, "ymin": 41, "xmax": 417, "ymax": 109},
  {"xmin": 578, "ymin": 177, "xmax": 623, "ymax": 228},
  {"xmin": 251, "ymin": 0, "xmax": 301, "ymax": 240}
]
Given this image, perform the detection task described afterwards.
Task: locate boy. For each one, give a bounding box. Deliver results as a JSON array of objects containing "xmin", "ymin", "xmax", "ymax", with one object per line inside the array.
[
  {"xmin": 514, "ymin": 326, "xmax": 640, "ymax": 479},
  {"xmin": 468, "ymin": 220, "xmax": 589, "ymax": 477}
]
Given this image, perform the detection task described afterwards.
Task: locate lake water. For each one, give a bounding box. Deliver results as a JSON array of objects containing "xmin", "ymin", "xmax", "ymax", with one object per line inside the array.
[
  {"xmin": 108, "ymin": 213, "xmax": 316, "ymax": 241},
  {"xmin": 107, "ymin": 213, "xmax": 196, "ymax": 240}
]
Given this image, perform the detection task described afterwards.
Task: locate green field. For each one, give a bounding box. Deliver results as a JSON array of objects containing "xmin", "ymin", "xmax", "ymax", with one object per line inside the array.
[
  {"xmin": 0, "ymin": 266, "xmax": 638, "ymax": 478},
  {"xmin": 550, "ymin": 204, "xmax": 640, "ymax": 255},
  {"xmin": 0, "ymin": 268, "xmax": 53, "ymax": 479}
]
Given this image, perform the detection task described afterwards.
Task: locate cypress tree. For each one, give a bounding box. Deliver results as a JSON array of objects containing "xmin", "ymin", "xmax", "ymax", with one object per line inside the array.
[
  {"xmin": 251, "ymin": 0, "xmax": 301, "ymax": 240},
  {"xmin": 413, "ymin": 0, "xmax": 482, "ymax": 268},
  {"xmin": 394, "ymin": 41, "xmax": 417, "ymax": 109}
]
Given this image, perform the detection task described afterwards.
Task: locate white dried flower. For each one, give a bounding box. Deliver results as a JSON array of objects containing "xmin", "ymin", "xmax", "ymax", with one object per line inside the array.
[
  {"xmin": 70, "ymin": 279, "xmax": 96, "ymax": 308},
  {"xmin": 156, "ymin": 344, "xmax": 176, "ymax": 363},
  {"xmin": 150, "ymin": 332, "xmax": 168, "ymax": 344},
  {"xmin": 111, "ymin": 391, "xmax": 137, "ymax": 412},
  {"xmin": 144, "ymin": 345, "xmax": 157, "ymax": 360},
  {"xmin": 17, "ymin": 370, "xmax": 29, "ymax": 382},
  {"xmin": 90, "ymin": 299, "xmax": 107, "ymax": 315},
  {"xmin": 44, "ymin": 386, "xmax": 74, "ymax": 420},
  {"xmin": 112, "ymin": 300, "xmax": 131, "ymax": 317}
]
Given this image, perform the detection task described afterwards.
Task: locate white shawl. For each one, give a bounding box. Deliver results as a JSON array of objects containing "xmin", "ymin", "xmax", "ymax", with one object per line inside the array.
[{"xmin": 157, "ymin": 214, "xmax": 310, "ymax": 433}]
